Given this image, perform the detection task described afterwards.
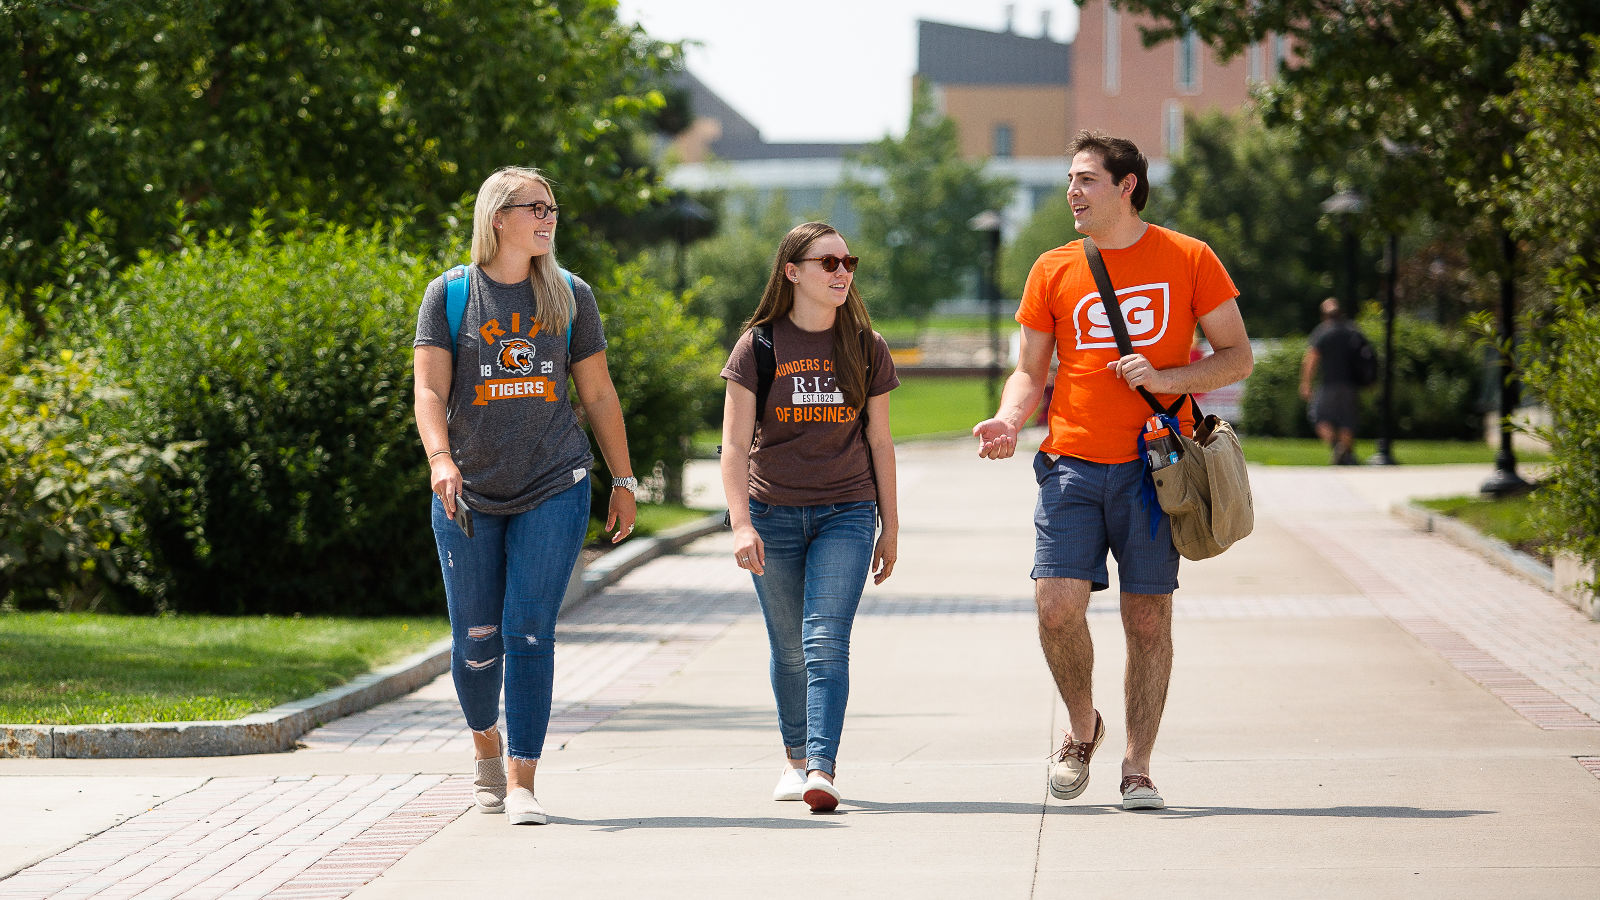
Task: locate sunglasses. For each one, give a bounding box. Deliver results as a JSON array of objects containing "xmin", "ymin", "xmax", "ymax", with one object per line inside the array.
[
  {"xmin": 798, "ymin": 254, "xmax": 859, "ymax": 273},
  {"xmin": 503, "ymin": 201, "xmax": 560, "ymax": 220}
]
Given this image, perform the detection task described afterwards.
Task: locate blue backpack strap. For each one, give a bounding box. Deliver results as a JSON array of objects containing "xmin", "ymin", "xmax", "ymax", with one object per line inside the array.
[
  {"xmin": 560, "ymin": 268, "xmax": 574, "ymax": 355},
  {"xmin": 444, "ymin": 264, "xmax": 470, "ymax": 353},
  {"xmin": 447, "ymin": 264, "xmax": 574, "ymax": 356}
]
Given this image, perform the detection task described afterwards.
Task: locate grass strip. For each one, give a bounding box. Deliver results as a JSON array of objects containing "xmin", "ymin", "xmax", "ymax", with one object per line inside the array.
[
  {"xmin": 1239, "ymin": 438, "xmax": 1544, "ymax": 467},
  {"xmin": 0, "ymin": 613, "xmax": 449, "ymax": 725},
  {"xmin": 1415, "ymin": 491, "xmax": 1550, "ymax": 562}
]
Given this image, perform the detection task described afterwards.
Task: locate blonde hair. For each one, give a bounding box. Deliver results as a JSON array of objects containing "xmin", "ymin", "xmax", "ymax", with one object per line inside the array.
[
  {"xmin": 470, "ymin": 166, "xmax": 574, "ymax": 334},
  {"xmin": 742, "ymin": 222, "xmax": 875, "ymax": 412}
]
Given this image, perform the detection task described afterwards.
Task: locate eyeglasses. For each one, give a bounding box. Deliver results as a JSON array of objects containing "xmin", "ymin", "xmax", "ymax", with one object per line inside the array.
[
  {"xmin": 503, "ymin": 201, "xmax": 560, "ymax": 220},
  {"xmin": 798, "ymin": 254, "xmax": 859, "ymax": 273}
]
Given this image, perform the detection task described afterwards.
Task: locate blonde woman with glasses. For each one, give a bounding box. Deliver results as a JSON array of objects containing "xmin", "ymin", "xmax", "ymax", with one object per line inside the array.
[{"xmin": 413, "ymin": 166, "xmax": 639, "ymax": 825}]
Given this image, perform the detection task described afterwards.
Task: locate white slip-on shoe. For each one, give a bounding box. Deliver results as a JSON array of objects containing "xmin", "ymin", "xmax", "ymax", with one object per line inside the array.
[
  {"xmin": 473, "ymin": 734, "xmax": 506, "ymax": 813},
  {"xmin": 773, "ymin": 767, "xmax": 806, "ymax": 801},
  {"xmin": 802, "ymin": 774, "xmax": 840, "ymax": 812},
  {"xmin": 506, "ymin": 787, "xmax": 547, "ymax": 825}
]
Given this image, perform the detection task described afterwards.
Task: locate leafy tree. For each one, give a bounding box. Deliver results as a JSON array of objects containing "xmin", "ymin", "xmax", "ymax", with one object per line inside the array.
[
  {"xmin": 842, "ymin": 83, "xmax": 1015, "ymax": 319},
  {"xmin": 1149, "ymin": 113, "xmax": 1346, "ymax": 337},
  {"xmin": 1104, "ymin": 1, "xmax": 1600, "ymax": 239},
  {"xmin": 682, "ymin": 191, "xmax": 809, "ymax": 346},
  {"xmin": 1505, "ymin": 36, "xmax": 1600, "ymax": 300},
  {"xmin": 1508, "ymin": 40, "xmax": 1600, "ymax": 570},
  {"xmin": 1001, "ymin": 185, "xmax": 1073, "ymax": 302},
  {"xmin": 2, "ymin": 0, "xmax": 682, "ymax": 338}
]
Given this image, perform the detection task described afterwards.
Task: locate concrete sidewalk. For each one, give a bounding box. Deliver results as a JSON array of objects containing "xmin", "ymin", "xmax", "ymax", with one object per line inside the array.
[{"xmin": 3, "ymin": 437, "xmax": 1598, "ymax": 898}]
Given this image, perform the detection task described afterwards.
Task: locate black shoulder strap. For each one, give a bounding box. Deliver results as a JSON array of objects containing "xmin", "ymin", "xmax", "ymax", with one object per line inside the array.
[
  {"xmin": 858, "ymin": 328, "xmax": 872, "ymax": 427},
  {"xmin": 1082, "ymin": 238, "xmax": 1190, "ymax": 420},
  {"xmin": 753, "ymin": 322, "xmax": 776, "ymax": 424}
]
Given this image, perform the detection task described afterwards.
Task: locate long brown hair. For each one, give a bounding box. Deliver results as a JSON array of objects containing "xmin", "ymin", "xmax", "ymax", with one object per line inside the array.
[{"xmin": 742, "ymin": 222, "xmax": 875, "ymax": 412}]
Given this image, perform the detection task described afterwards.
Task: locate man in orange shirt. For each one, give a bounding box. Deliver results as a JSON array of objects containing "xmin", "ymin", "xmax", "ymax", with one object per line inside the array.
[{"xmin": 973, "ymin": 131, "xmax": 1253, "ymax": 810}]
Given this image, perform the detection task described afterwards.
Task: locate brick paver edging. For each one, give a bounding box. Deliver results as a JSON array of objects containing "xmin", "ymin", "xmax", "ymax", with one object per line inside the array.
[
  {"xmin": 0, "ymin": 512, "xmax": 729, "ymax": 760},
  {"xmin": 1392, "ymin": 501, "xmax": 1554, "ymax": 592}
]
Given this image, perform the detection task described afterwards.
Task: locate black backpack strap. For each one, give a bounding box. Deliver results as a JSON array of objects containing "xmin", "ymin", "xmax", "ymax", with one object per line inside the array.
[
  {"xmin": 753, "ymin": 322, "xmax": 776, "ymax": 424},
  {"xmin": 1082, "ymin": 238, "xmax": 1185, "ymax": 419}
]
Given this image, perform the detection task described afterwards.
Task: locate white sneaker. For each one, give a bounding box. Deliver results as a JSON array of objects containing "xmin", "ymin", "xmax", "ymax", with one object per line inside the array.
[
  {"xmin": 802, "ymin": 774, "xmax": 840, "ymax": 812},
  {"xmin": 773, "ymin": 767, "xmax": 806, "ymax": 801},
  {"xmin": 506, "ymin": 787, "xmax": 547, "ymax": 825}
]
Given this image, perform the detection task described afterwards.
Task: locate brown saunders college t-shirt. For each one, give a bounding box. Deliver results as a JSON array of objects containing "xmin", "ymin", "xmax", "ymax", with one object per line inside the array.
[{"xmin": 721, "ymin": 317, "xmax": 899, "ymax": 507}]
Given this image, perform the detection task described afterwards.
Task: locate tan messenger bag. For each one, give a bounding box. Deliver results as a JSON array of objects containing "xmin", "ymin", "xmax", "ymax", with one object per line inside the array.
[{"xmin": 1083, "ymin": 238, "xmax": 1254, "ymax": 560}]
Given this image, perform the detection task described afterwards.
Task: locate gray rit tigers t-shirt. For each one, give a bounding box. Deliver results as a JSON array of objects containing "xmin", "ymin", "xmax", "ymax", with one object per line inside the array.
[
  {"xmin": 414, "ymin": 264, "xmax": 606, "ymax": 515},
  {"xmin": 721, "ymin": 316, "xmax": 899, "ymax": 506}
]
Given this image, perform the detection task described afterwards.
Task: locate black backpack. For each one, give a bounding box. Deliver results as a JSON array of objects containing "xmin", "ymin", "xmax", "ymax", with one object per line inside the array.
[{"xmin": 1352, "ymin": 329, "xmax": 1379, "ymax": 388}]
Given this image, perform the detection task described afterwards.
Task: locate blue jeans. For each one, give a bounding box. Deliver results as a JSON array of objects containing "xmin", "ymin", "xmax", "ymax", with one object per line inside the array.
[
  {"xmin": 430, "ymin": 478, "xmax": 589, "ymax": 761},
  {"xmin": 748, "ymin": 499, "xmax": 877, "ymax": 777}
]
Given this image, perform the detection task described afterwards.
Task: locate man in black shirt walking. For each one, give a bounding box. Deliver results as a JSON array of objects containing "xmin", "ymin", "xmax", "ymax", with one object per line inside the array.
[{"xmin": 1300, "ymin": 297, "xmax": 1374, "ymax": 465}]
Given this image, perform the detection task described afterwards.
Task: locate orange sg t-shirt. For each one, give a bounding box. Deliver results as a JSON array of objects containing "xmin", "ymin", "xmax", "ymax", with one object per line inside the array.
[{"xmin": 1016, "ymin": 225, "xmax": 1238, "ymax": 464}]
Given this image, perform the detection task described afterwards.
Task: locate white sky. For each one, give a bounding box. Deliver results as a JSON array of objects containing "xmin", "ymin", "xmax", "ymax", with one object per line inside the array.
[{"xmin": 615, "ymin": 1, "xmax": 1079, "ymax": 143}]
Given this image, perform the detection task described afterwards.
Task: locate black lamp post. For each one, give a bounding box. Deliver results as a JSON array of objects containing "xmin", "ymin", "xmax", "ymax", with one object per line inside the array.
[
  {"xmin": 1368, "ymin": 232, "xmax": 1399, "ymax": 466},
  {"xmin": 968, "ymin": 210, "xmax": 1003, "ymax": 410},
  {"xmin": 1480, "ymin": 230, "xmax": 1529, "ymax": 497},
  {"xmin": 1320, "ymin": 190, "xmax": 1365, "ymax": 311}
]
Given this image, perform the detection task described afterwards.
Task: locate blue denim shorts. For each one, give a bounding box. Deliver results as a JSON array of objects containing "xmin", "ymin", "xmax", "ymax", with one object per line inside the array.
[{"xmin": 1031, "ymin": 452, "xmax": 1179, "ymax": 595}]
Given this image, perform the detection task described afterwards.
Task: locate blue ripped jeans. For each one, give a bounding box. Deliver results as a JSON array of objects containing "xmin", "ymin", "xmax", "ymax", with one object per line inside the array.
[
  {"xmin": 748, "ymin": 499, "xmax": 877, "ymax": 777},
  {"xmin": 430, "ymin": 479, "xmax": 589, "ymax": 761}
]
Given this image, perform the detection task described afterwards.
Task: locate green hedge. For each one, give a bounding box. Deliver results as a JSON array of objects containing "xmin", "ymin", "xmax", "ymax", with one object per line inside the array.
[
  {"xmin": 1519, "ymin": 291, "xmax": 1600, "ymax": 569},
  {"xmin": 583, "ymin": 258, "xmax": 721, "ymax": 510},
  {"xmin": 66, "ymin": 222, "xmax": 718, "ymax": 616},
  {"xmin": 1239, "ymin": 311, "xmax": 1481, "ymax": 440},
  {"xmin": 87, "ymin": 225, "xmax": 440, "ymax": 615},
  {"xmin": 1, "ymin": 305, "xmax": 191, "ymax": 610}
]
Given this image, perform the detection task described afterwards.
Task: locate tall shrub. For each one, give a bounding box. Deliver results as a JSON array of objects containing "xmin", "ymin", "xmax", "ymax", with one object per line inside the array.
[
  {"xmin": 585, "ymin": 259, "xmax": 721, "ymax": 507},
  {"xmin": 1, "ymin": 306, "xmax": 189, "ymax": 610},
  {"xmin": 89, "ymin": 224, "xmax": 438, "ymax": 615},
  {"xmin": 1519, "ymin": 289, "xmax": 1600, "ymax": 570}
]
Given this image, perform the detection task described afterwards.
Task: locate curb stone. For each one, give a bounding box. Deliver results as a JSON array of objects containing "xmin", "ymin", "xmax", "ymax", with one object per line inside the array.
[{"xmin": 0, "ymin": 511, "xmax": 729, "ymax": 760}]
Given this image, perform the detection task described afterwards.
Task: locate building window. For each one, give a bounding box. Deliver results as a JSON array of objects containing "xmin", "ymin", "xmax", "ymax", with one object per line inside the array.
[
  {"xmin": 1273, "ymin": 34, "xmax": 1291, "ymax": 74},
  {"xmin": 1176, "ymin": 29, "xmax": 1201, "ymax": 93},
  {"xmin": 1248, "ymin": 42, "xmax": 1264, "ymax": 84},
  {"xmin": 993, "ymin": 123, "xmax": 1014, "ymax": 159},
  {"xmin": 1104, "ymin": 5, "xmax": 1121, "ymax": 94},
  {"xmin": 1163, "ymin": 101, "xmax": 1185, "ymax": 156}
]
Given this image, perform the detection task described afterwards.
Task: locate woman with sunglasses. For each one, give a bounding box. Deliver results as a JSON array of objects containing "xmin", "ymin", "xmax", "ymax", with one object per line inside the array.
[
  {"xmin": 413, "ymin": 166, "xmax": 639, "ymax": 825},
  {"xmin": 720, "ymin": 221, "xmax": 900, "ymax": 812}
]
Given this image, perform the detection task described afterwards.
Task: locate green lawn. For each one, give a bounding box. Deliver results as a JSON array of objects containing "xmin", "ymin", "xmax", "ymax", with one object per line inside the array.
[
  {"xmin": 874, "ymin": 316, "xmax": 994, "ymax": 345},
  {"xmin": 0, "ymin": 613, "xmax": 449, "ymax": 725},
  {"xmin": 1416, "ymin": 491, "xmax": 1550, "ymax": 561},
  {"xmin": 1238, "ymin": 437, "xmax": 1543, "ymax": 467},
  {"xmin": 587, "ymin": 501, "xmax": 712, "ymax": 544},
  {"xmin": 695, "ymin": 374, "xmax": 997, "ymax": 450}
]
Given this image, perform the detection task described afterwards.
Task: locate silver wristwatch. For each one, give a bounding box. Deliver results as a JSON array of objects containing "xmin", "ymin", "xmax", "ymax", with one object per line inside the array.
[{"xmin": 611, "ymin": 476, "xmax": 639, "ymax": 495}]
